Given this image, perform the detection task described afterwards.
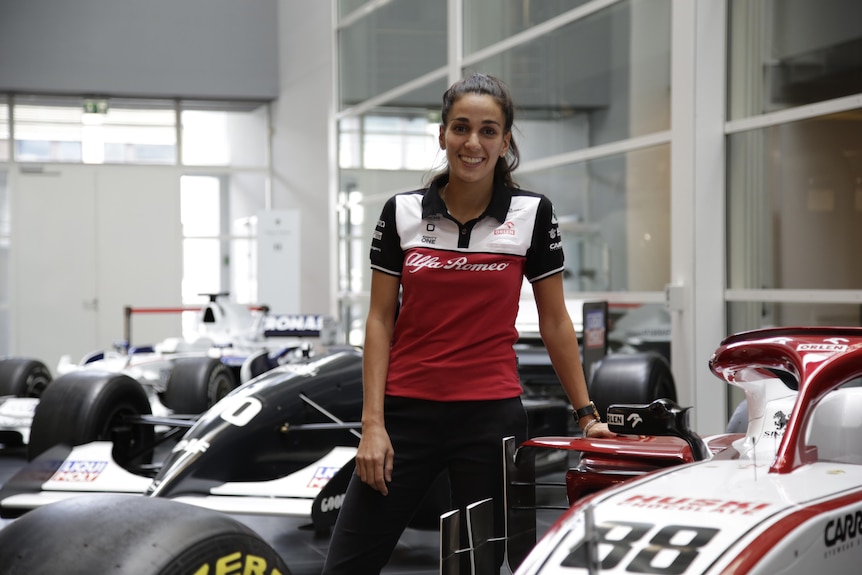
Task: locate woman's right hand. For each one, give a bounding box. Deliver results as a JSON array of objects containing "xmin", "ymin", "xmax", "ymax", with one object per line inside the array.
[{"xmin": 355, "ymin": 422, "xmax": 394, "ymax": 495}]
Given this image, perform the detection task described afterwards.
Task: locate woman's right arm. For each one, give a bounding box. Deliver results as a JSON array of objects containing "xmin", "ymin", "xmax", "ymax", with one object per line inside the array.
[{"xmin": 356, "ymin": 270, "xmax": 401, "ymax": 495}]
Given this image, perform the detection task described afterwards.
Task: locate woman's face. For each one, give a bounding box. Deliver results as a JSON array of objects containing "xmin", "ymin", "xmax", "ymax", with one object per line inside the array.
[{"xmin": 439, "ymin": 93, "xmax": 511, "ymax": 188}]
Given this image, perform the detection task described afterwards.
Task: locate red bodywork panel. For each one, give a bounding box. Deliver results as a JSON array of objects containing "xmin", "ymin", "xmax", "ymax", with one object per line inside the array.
[{"xmin": 523, "ymin": 434, "xmax": 739, "ymax": 504}]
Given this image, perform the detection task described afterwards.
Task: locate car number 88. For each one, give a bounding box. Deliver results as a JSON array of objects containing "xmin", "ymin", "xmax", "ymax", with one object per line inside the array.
[{"xmin": 563, "ymin": 521, "xmax": 719, "ymax": 574}]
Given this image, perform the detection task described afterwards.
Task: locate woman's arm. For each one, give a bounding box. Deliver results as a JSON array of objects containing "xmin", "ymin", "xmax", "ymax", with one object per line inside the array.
[
  {"xmin": 356, "ymin": 270, "xmax": 401, "ymax": 494},
  {"xmin": 533, "ymin": 273, "xmax": 612, "ymax": 437}
]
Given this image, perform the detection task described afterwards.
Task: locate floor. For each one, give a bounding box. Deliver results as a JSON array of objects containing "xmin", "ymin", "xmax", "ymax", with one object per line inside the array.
[{"xmin": 0, "ymin": 445, "xmax": 568, "ymax": 575}]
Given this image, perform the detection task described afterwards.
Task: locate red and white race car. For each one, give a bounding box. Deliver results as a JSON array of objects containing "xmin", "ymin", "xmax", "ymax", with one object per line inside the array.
[{"xmin": 488, "ymin": 327, "xmax": 862, "ymax": 574}]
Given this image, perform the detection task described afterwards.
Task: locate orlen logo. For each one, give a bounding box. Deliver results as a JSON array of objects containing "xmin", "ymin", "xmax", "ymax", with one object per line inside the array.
[
  {"xmin": 494, "ymin": 221, "xmax": 516, "ymax": 235},
  {"xmin": 320, "ymin": 492, "xmax": 346, "ymax": 513},
  {"xmin": 192, "ymin": 552, "xmax": 284, "ymax": 575}
]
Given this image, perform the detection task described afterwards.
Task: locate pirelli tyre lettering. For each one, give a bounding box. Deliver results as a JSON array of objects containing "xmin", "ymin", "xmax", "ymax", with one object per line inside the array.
[{"xmin": 192, "ymin": 552, "xmax": 285, "ymax": 575}]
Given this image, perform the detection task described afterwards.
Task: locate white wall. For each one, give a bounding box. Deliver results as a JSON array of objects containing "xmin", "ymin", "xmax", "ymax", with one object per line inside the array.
[{"xmin": 271, "ymin": 0, "xmax": 336, "ymax": 316}]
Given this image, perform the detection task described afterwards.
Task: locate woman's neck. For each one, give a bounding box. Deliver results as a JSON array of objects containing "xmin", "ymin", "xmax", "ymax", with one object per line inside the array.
[{"xmin": 441, "ymin": 180, "xmax": 493, "ymax": 224}]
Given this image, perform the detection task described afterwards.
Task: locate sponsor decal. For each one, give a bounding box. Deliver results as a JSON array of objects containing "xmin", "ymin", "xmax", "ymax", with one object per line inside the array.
[
  {"xmin": 608, "ymin": 413, "xmax": 624, "ymax": 426},
  {"xmin": 564, "ymin": 520, "xmax": 718, "ymax": 573},
  {"xmin": 173, "ymin": 437, "xmax": 211, "ymax": 455},
  {"xmin": 426, "ymin": 223, "xmax": 436, "ymax": 232},
  {"xmin": 797, "ymin": 343, "xmax": 848, "ymax": 353},
  {"xmin": 763, "ymin": 410, "xmax": 789, "ymax": 438},
  {"xmin": 376, "ymin": 219, "xmax": 385, "ymax": 229},
  {"xmin": 307, "ymin": 466, "xmax": 341, "ymax": 489},
  {"xmin": 372, "ymin": 230, "xmax": 382, "ymax": 241},
  {"xmin": 548, "ymin": 227, "xmax": 560, "ymax": 240},
  {"xmin": 620, "ymin": 495, "xmax": 771, "ymax": 515},
  {"xmin": 51, "ymin": 460, "xmax": 108, "ymax": 483},
  {"xmin": 192, "ymin": 552, "xmax": 284, "ymax": 575},
  {"xmin": 824, "ymin": 509, "xmax": 862, "ymax": 557},
  {"xmin": 404, "ymin": 253, "xmax": 510, "ymax": 273},
  {"xmin": 628, "ymin": 413, "xmax": 643, "ymax": 427},
  {"xmin": 421, "ymin": 235, "xmax": 437, "ymax": 245},
  {"xmin": 263, "ymin": 314, "xmax": 322, "ymax": 336},
  {"xmin": 320, "ymin": 493, "xmax": 346, "ymax": 513},
  {"xmin": 494, "ymin": 221, "xmax": 516, "ymax": 236},
  {"xmin": 584, "ymin": 309, "xmax": 606, "ymax": 349}
]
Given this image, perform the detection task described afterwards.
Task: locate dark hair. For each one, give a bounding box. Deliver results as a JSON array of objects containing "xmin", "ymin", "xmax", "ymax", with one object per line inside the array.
[{"xmin": 433, "ymin": 73, "xmax": 520, "ymax": 188}]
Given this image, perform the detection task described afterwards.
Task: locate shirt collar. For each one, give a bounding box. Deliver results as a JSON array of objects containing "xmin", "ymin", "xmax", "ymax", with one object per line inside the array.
[{"xmin": 422, "ymin": 176, "xmax": 512, "ymax": 224}]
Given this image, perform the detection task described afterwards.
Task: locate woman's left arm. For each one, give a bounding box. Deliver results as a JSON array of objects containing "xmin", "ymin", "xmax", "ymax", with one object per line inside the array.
[{"xmin": 533, "ymin": 273, "xmax": 613, "ymax": 438}]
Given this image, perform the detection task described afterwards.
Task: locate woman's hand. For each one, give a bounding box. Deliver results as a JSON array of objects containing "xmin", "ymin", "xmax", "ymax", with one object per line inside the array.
[
  {"xmin": 354, "ymin": 422, "xmax": 394, "ymax": 495},
  {"xmin": 584, "ymin": 421, "xmax": 615, "ymax": 438}
]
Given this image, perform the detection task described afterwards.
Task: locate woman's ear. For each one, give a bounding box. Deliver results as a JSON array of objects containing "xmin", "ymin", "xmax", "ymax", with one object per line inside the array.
[
  {"xmin": 501, "ymin": 131, "xmax": 511, "ymax": 157},
  {"xmin": 439, "ymin": 124, "xmax": 446, "ymax": 150}
]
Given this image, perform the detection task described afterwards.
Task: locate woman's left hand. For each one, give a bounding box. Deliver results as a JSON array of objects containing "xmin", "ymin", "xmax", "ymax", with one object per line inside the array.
[{"xmin": 584, "ymin": 421, "xmax": 615, "ymax": 438}]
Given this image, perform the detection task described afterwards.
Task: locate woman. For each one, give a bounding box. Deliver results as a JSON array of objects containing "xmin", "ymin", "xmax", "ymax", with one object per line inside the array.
[{"xmin": 322, "ymin": 73, "xmax": 611, "ymax": 574}]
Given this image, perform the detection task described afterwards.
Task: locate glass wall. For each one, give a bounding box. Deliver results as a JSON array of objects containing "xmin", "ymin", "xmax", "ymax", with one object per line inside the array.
[
  {"xmin": 335, "ymin": 0, "xmax": 673, "ymax": 345},
  {"xmin": 726, "ymin": 0, "xmax": 862, "ymax": 334},
  {"xmin": 3, "ymin": 96, "xmax": 270, "ymax": 324}
]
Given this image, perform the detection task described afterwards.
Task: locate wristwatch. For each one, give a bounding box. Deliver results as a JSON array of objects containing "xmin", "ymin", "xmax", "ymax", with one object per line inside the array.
[{"xmin": 574, "ymin": 401, "xmax": 600, "ymax": 422}]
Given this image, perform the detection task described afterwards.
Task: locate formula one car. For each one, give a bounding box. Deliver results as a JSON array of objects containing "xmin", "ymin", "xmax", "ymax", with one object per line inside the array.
[
  {"xmin": 0, "ymin": 294, "xmax": 323, "ymax": 447},
  {"xmin": 0, "ymin": 343, "xmax": 675, "ymax": 574},
  {"xmin": 458, "ymin": 326, "xmax": 862, "ymax": 574}
]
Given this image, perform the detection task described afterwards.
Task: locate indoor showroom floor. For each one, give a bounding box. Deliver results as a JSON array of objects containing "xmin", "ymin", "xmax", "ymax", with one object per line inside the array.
[{"xmin": 0, "ymin": 447, "xmax": 566, "ymax": 575}]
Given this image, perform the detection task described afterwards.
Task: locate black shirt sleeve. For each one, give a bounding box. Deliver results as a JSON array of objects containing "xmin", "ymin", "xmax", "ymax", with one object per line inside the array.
[
  {"xmin": 369, "ymin": 195, "xmax": 403, "ymax": 276},
  {"xmin": 524, "ymin": 195, "xmax": 565, "ymax": 282}
]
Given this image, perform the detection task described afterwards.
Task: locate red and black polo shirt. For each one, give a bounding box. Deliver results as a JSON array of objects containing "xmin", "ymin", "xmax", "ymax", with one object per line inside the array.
[{"xmin": 370, "ymin": 177, "xmax": 564, "ymax": 401}]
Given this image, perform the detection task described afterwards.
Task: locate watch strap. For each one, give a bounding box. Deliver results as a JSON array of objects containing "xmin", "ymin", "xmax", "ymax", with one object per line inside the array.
[{"xmin": 574, "ymin": 401, "xmax": 600, "ymax": 421}]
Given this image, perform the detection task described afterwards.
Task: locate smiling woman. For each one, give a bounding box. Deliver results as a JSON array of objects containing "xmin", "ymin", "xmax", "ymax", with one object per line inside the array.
[{"xmin": 321, "ymin": 73, "xmax": 612, "ymax": 575}]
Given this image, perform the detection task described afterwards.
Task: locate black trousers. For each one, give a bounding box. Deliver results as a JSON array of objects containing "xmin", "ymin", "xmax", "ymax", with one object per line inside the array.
[{"xmin": 321, "ymin": 395, "xmax": 528, "ymax": 575}]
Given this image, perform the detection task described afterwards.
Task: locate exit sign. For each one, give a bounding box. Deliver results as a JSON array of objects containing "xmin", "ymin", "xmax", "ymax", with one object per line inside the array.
[{"xmin": 83, "ymin": 99, "xmax": 109, "ymax": 114}]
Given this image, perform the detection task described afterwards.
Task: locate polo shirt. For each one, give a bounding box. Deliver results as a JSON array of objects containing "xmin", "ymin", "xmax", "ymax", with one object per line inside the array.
[{"xmin": 369, "ymin": 177, "xmax": 564, "ymax": 401}]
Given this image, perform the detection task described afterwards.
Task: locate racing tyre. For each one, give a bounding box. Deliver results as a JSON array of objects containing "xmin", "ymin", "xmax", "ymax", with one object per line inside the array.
[
  {"xmin": 0, "ymin": 493, "xmax": 291, "ymax": 575},
  {"xmin": 162, "ymin": 357, "xmax": 239, "ymax": 414},
  {"xmin": 27, "ymin": 370, "xmax": 154, "ymax": 468},
  {"xmin": 589, "ymin": 352, "xmax": 677, "ymax": 422},
  {"xmin": 0, "ymin": 357, "xmax": 52, "ymax": 397}
]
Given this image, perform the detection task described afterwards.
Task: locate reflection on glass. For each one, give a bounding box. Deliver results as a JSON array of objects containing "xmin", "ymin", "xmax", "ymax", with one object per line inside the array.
[
  {"xmin": 609, "ymin": 303, "xmax": 671, "ymax": 361},
  {"xmin": 338, "ymin": 0, "xmax": 370, "ymax": 19},
  {"xmin": 727, "ymin": 302, "xmax": 862, "ymax": 335},
  {"xmin": 518, "ymin": 145, "xmax": 670, "ymax": 293},
  {"xmin": 463, "ymin": 0, "xmax": 592, "ymax": 55},
  {"xmin": 465, "ymin": 0, "xmax": 670, "ymax": 158},
  {"xmin": 339, "ymin": 0, "xmax": 446, "ymax": 108},
  {"xmin": 728, "ymin": 0, "xmax": 862, "ymax": 120},
  {"xmin": 727, "ymin": 111, "xmax": 862, "ymax": 290}
]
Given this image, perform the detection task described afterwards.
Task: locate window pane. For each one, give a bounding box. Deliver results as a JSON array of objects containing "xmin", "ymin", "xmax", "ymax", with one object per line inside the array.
[
  {"xmin": 727, "ymin": 111, "xmax": 862, "ymax": 289},
  {"xmin": 181, "ymin": 103, "xmax": 268, "ymax": 167},
  {"xmin": 14, "ymin": 96, "xmax": 176, "ymax": 164},
  {"xmin": 0, "ymin": 98, "xmax": 8, "ymax": 161},
  {"xmin": 181, "ymin": 176, "xmax": 221, "ymax": 237},
  {"xmin": 728, "ymin": 0, "xmax": 862, "ymax": 120},
  {"xmin": 465, "ymin": 0, "xmax": 671, "ymax": 158},
  {"xmin": 728, "ymin": 302, "xmax": 862, "ymax": 334},
  {"xmin": 518, "ymin": 144, "xmax": 670, "ymax": 293},
  {"xmin": 0, "ymin": 169, "xmax": 8, "ymax": 356},
  {"xmin": 339, "ymin": 0, "xmax": 447, "ymax": 108},
  {"xmin": 463, "ymin": 0, "xmax": 593, "ymax": 55},
  {"xmin": 182, "ymin": 239, "xmax": 223, "ymax": 301}
]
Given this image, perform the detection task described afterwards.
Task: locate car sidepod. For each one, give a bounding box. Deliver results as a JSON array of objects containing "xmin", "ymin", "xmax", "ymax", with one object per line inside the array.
[{"xmin": 147, "ymin": 349, "xmax": 364, "ymax": 500}]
